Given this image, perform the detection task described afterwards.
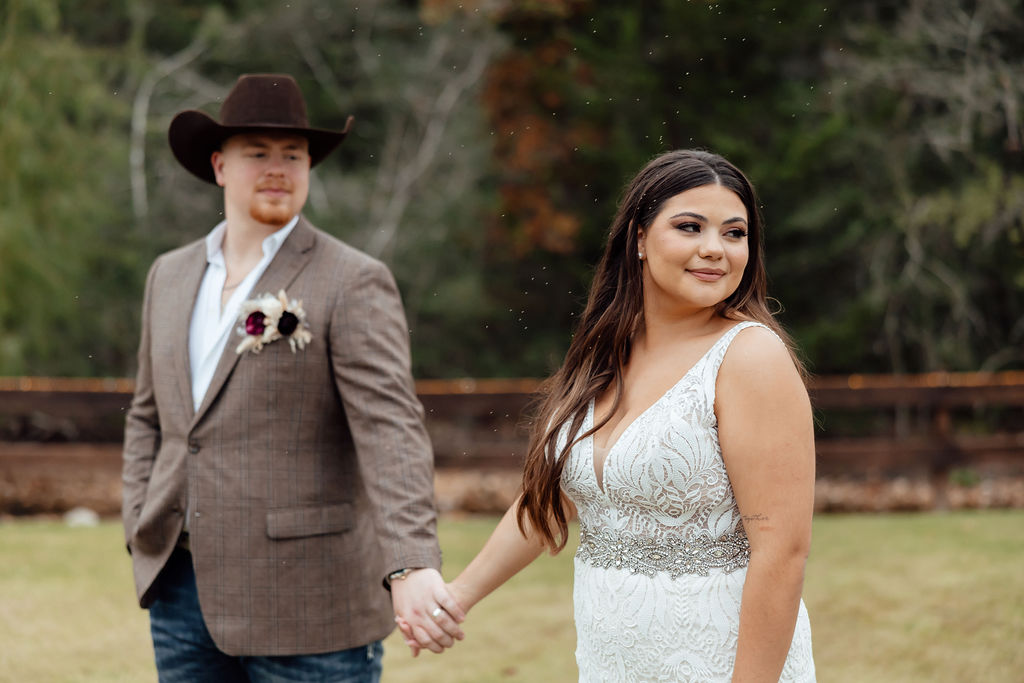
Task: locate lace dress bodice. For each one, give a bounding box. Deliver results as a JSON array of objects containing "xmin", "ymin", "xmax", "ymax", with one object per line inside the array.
[{"xmin": 560, "ymin": 322, "xmax": 815, "ymax": 682}]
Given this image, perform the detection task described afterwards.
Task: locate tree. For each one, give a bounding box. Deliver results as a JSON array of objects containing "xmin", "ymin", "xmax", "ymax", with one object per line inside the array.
[
  {"xmin": 477, "ymin": 0, "xmax": 1024, "ymax": 375},
  {"xmin": 478, "ymin": 0, "xmax": 871, "ymax": 375},
  {"xmin": 0, "ymin": 0, "xmax": 141, "ymax": 375},
  {"xmin": 5, "ymin": 0, "xmax": 1019, "ymax": 379},
  {"xmin": 131, "ymin": 0, "xmax": 506, "ymax": 377},
  {"xmin": 822, "ymin": 0, "xmax": 1024, "ymax": 372},
  {"xmin": 2, "ymin": 0, "xmax": 507, "ymax": 378}
]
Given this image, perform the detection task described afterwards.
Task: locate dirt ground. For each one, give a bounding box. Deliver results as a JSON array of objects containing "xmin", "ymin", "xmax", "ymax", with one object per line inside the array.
[{"xmin": 2, "ymin": 442, "xmax": 1023, "ymax": 516}]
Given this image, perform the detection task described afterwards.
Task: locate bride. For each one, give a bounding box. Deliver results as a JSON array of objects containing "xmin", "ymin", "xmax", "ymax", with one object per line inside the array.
[{"xmin": 401, "ymin": 149, "xmax": 816, "ymax": 682}]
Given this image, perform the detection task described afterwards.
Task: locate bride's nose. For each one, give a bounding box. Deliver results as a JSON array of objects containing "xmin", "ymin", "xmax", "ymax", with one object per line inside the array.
[{"xmin": 697, "ymin": 232, "xmax": 725, "ymax": 259}]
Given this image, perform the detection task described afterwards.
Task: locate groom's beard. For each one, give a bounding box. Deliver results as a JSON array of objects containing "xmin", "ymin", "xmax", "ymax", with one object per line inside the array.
[{"xmin": 250, "ymin": 181, "xmax": 296, "ymax": 228}]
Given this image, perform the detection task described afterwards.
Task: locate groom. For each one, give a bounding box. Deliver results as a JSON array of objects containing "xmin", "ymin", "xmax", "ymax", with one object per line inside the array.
[{"xmin": 122, "ymin": 73, "xmax": 463, "ymax": 681}]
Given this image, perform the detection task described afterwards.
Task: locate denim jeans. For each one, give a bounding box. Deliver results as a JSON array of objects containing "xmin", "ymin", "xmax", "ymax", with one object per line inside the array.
[{"xmin": 149, "ymin": 548, "xmax": 383, "ymax": 683}]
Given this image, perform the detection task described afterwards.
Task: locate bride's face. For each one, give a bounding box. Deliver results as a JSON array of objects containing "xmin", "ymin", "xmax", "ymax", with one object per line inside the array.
[{"xmin": 637, "ymin": 184, "xmax": 749, "ymax": 315}]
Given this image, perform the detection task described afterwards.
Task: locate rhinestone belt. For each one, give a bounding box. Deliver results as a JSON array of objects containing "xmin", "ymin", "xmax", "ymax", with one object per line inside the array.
[{"xmin": 576, "ymin": 526, "xmax": 750, "ymax": 578}]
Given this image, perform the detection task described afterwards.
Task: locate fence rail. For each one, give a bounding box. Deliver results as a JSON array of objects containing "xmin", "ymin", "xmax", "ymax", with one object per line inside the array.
[
  {"xmin": 2, "ymin": 372, "xmax": 1022, "ymax": 473},
  {"xmin": 1, "ymin": 373, "xmax": 1022, "ymax": 514}
]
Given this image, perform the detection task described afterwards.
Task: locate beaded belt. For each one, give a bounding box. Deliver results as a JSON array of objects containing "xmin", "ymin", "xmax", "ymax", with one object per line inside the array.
[{"xmin": 576, "ymin": 527, "xmax": 750, "ymax": 578}]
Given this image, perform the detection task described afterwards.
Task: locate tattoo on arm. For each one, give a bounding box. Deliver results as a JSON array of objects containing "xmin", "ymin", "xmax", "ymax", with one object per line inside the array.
[{"xmin": 742, "ymin": 513, "xmax": 769, "ymax": 522}]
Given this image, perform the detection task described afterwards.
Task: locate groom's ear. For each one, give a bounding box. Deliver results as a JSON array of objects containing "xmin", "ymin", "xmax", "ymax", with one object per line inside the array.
[{"xmin": 211, "ymin": 150, "xmax": 227, "ymax": 187}]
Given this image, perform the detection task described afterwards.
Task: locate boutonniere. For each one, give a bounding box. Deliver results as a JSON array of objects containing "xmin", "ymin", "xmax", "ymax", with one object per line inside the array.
[{"xmin": 235, "ymin": 289, "xmax": 313, "ymax": 355}]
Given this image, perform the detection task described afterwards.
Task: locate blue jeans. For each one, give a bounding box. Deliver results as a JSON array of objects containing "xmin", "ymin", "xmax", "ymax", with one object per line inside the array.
[{"xmin": 149, "ymin": 548, "xmax": 383, "ymax": 683}]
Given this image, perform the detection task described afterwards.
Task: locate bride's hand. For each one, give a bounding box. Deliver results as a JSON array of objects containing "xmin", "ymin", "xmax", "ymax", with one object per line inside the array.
[
  {"xmin": 395, "ymin": 615, "xmax": 421, "ymax": 656},
  {"xmin": 397, "ymin": 581, "xmax": 471, "ymax": 657}
]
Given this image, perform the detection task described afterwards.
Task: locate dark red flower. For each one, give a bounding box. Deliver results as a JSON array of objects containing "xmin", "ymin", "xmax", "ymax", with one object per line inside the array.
[
  {"xmin": 278, "ymin": 311, "xmax": 299, "ymax": 336},
  {"xmin": 245, "ymin": 312, "xmax": 266, "ymax": 336}
]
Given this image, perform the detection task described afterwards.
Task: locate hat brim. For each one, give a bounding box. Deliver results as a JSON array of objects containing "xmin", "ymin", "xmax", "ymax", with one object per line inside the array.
[{"xmin": 168, "ymin": 110, "xmax": 352, "ymax": 185}]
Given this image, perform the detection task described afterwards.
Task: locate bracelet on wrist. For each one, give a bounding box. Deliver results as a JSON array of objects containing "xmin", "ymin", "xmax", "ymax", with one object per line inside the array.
[{"xmin": 387, "ymin": 567, "xmax": 417, "ymax": 585}]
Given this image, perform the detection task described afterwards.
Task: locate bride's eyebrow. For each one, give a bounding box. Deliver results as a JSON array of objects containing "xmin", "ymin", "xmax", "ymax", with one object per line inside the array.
[
  {"xmin": 668, "ymin": 212, "xmax": 748, "ymax": 226},
  {"xmin": 668, "ymin": 211, "xmax": 707, "ymax": 221}
]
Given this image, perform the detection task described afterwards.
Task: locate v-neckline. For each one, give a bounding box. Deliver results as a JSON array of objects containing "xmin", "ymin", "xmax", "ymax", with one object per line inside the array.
[{"xmin": 587, "ymin": 322, "xmax": 749, "ymax": 494}]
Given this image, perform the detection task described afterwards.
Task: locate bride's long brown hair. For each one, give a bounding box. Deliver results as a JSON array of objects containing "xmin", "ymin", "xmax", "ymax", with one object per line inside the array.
[{"xmin": 517, "ymin": 149, "xmax": 805, "ymax": 552}]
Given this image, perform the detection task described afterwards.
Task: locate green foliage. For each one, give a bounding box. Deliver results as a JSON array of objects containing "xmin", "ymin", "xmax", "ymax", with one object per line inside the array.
[
  {"xmin": 483, "ymin": 1, "xmax": 880, "ymax": 375},
  {"xmin": 483, "ymin": 0, "xmax": 1024, "ymax": 375},
  {"xmin": 132, "ymin": 0, "xmax": 504, "ymax": 377},
  {"xmin": 2, "ymin": 0, "xmax": 502, "ymax": 377},
  {"xmin": 819, "ymin": 0, "xmax": 1024, "ymax": 372},
  {"xmin": 2, "ymin": 0, "xmax": 1021, "ymax": 378},
  {"xmin": 949, "ymin": 466, "xmax": 982, "ymax": 488},
  {"xmin": 0, "ymin": 0, "xmax": 143, "ymax": 375}
]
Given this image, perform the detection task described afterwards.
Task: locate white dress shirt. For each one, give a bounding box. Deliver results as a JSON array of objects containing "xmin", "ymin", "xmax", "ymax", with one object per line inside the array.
[{"xmin": 188, "ymin": 216, "xmax": 298, "ymax": 412}]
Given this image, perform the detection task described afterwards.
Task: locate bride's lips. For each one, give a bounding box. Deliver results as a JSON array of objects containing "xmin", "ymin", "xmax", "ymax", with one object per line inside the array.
[{"xmin": 688, "ymin": 268, "xmax": 725, "ymax": 282}]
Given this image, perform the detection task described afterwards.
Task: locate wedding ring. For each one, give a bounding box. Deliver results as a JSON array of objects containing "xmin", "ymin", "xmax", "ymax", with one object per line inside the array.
[{"xmin": 430, "ymin": 606, "xmax": 444, "ymax": 620}]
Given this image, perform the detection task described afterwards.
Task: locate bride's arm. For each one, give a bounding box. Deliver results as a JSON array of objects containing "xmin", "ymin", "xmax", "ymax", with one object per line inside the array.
[
  {"xmin": 716, "ymin": 327, "xmax": 815, "ymax": 682},
  {"xmin": 398, "ymin": 493, "xmax": 576, "ymax": 654},
  {"xmin": 449, "ymin": 493, "xmax": 576, "ymax": 611}
]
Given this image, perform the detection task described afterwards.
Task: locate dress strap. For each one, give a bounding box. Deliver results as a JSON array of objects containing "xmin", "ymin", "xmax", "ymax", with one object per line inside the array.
[{"xmin": 702, "ymin": 321, "xmax": 780, "ymax": 405}]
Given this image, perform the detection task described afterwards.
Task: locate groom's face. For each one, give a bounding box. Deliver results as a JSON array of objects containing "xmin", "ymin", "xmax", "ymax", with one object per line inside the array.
[{"xmin": 212, "ymin": 132, "xmax": 311, "ymax": 228}]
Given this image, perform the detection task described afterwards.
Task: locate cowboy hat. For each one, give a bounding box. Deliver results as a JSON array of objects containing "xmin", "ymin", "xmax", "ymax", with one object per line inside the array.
[{"xmin": 168, "ymin": 73, "xmax": 353, "ymax": 184}]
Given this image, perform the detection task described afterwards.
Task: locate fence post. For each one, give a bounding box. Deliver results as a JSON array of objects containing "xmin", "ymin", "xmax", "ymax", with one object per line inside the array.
[{"xmin": 931, "ymin": 406, "xmax": 954, "ymax": 510}]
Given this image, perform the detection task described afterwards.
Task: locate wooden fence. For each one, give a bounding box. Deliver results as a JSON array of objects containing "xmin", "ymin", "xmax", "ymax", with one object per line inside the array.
[{"xmin": 1, "ymin": 373, "xmax": 1022, "ymax": 513}]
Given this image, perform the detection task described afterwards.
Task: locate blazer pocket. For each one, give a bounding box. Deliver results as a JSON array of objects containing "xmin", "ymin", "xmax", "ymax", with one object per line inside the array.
[{"xmin": 266, "ymin": 503, "xmax": 354, "ymax": 540}]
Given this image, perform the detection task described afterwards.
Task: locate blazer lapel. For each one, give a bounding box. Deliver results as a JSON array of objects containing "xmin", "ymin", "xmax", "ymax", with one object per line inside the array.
[
  {"xmin": 172, "ymin": 241, "xmax": 209, "ymax": 423},
  {"xmin": 189, "ymin": 217, "xmax": 318, "ymax": 428}
]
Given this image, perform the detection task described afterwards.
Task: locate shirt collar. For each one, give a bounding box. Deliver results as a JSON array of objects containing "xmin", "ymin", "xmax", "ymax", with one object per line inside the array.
[{"xmin": 204, "ymin": 215, "xmax": 300, "ymax": 265}]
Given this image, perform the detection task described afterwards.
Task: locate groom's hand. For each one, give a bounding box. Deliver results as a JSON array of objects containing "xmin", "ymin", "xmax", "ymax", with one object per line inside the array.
[{"xmin": 391, "ymin": 568, "xmax": 466, "ymax": 655}]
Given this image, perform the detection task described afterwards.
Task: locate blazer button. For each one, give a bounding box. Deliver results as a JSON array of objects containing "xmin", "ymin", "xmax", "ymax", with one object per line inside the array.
[{"xmin": 188, "ymin": 442, "xmax": 200, "ymax": 454}]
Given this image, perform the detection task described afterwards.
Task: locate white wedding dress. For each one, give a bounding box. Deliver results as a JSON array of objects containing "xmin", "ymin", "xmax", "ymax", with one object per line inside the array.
[{"xmin": 560, "ymin": 322, "xmax": 816, "ymax": 682}]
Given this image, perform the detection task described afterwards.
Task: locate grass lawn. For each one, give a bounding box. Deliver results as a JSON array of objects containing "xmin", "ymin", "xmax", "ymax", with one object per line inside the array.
[{"xmin": 0, "ymin": 511, "xmax": 1021, "ymax": 682}]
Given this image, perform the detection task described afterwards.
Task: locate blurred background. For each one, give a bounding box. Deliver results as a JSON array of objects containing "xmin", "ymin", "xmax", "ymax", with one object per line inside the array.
[
  {"xmin": 1, "ymin": 2, "xmax": 1023, "ymax": 681},
  {"xmin": 2, "ymin": 0, "xmax": 1021, "ymax": 381},
  {"xmin": 3, "ymin": 0, "xmax": 1024, "ymax": 518}
]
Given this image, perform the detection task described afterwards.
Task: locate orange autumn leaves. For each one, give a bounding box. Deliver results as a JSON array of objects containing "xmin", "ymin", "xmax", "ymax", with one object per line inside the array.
[{"xmin": 484, "ymin": 33, "xmax": 603, "ymax": 255}]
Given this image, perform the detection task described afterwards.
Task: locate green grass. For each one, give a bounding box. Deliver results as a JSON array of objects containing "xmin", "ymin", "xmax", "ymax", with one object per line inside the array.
[
  {"xmin": 802, "ymin": 511, "xmax": 1024, "ymax": 683},
  {"xmin": 1, "ymin": 511, "xmax": 1021, "ymax": 682}
]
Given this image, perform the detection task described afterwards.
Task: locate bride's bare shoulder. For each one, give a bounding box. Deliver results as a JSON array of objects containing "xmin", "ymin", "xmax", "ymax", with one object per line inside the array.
[{"xmin": 718, "ymin": 324, "xmax": 803, "ymax": 396}]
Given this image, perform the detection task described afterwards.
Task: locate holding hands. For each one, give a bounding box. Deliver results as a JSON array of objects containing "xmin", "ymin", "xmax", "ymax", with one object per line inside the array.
[
  {"xmin": 390, "ymin": 569, "xmax": 468, "ymax": 656},
  {"xmin": 392, "ymin": 497, "xmax": 551, "ymax": 657}
]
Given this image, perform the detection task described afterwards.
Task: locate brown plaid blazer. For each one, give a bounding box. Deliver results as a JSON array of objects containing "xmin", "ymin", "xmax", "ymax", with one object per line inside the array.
[{"xmin": 121, "ymin": 216, "xmax": 440, "ymax": 656}]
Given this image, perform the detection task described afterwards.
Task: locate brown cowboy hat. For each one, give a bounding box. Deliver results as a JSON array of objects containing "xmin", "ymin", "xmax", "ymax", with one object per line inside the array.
[{"xmin": 168, "ymin": 73, "xmax": 353, "ymax": 185}]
